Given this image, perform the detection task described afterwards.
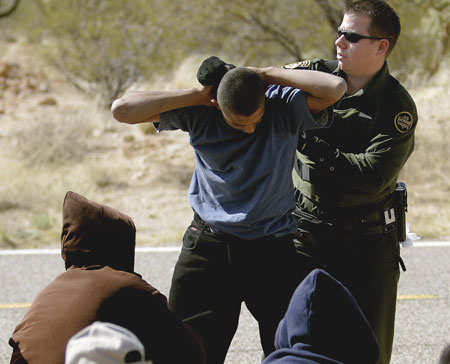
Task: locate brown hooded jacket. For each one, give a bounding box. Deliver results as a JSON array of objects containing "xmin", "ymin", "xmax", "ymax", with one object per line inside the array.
[{"xmin": 9, "ymin": 191, "xmax": 204, "ymax": 364}]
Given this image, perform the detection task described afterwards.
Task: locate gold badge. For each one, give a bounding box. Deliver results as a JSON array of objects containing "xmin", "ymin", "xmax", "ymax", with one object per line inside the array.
[
  {"xmin": 283, "ymin": 60, "xmax": 311, "ymax": 69},
  {"xmin": 394, "ymin": 111, "xmax": 413, "ymax": 133}
]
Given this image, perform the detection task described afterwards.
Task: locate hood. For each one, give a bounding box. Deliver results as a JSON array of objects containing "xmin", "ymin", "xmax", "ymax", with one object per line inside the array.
[
  {"xmin": 61, "ymin": 191, "xmax": 136, "ymax": 272},
  {"xmin": 263, "ymin": 269, "xmax": 379, "ymax": 364}
]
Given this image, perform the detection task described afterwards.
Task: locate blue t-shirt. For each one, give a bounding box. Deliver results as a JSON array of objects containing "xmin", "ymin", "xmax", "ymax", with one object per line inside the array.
[{"xmin": 158, "ymin": 85, "xmax": 330, "ymax": 238}]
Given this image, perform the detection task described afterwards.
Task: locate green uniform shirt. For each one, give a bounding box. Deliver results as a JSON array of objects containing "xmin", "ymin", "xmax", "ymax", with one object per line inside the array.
[{"xmin": 286, "ymin": 59, "xmax": 418, "ymax": 211}]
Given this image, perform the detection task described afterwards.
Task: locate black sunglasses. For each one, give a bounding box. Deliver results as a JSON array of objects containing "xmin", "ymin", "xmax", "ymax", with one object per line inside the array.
[{"xmin": 337, "ymin": 27, "xmax": 391, "ymax": 43}]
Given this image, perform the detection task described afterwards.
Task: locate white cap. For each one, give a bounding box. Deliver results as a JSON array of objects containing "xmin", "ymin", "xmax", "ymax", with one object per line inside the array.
[{"xmin": 65, "ymin": 322, "xmax": 153, "ymax": 364}]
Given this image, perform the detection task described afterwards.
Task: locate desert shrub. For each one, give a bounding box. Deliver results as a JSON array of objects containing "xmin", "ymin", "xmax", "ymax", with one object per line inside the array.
[
  {"xmin": 28, "ymin": 0, "xmax": 187, "ymax": 107},
  {"xmin": 16, "ymin": 110, "xmax": 94, "ymax": 166},
  {"xmin": 3, "ymin": 0, "xmax": 449, "ymax": 99}
]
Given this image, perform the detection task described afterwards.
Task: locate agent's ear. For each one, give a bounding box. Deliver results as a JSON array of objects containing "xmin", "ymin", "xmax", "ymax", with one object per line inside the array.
[
  {"xmin": 211, "ymin": 98, "xmax": 220, "ymax": 110},
  {"xmin": 377, "ymin": 39, "xmax": 390, "ymax": 56}
]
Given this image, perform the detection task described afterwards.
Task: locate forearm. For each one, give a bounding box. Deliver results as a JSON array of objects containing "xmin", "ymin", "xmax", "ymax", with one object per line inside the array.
[
  {"xmin": 257, "ymin": 66, "xmax": 347, "ymax": 113},
  {"xmin": 301, "ymin": 132, "xmax": 414, "ymax": 193},
  {"xmin": 111, "ymin": 88, "xmax": 209, "ymax": 124}
]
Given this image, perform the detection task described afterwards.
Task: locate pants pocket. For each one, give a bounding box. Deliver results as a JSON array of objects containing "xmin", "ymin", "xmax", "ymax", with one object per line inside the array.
[{"xmin": 182, "ymin": 223, "xmax": 202, "ymax": 250}]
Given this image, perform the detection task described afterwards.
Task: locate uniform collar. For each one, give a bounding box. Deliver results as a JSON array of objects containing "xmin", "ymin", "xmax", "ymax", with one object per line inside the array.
[
  {"xmin": 337, "ymin": 61, "xmax": 390, "ymax": 101},
  {"xmin": 362, "ymin": 61, "xmax": 390, "ymax": 100}
]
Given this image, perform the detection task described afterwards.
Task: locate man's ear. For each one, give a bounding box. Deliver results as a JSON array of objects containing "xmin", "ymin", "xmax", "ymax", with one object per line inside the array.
[
  {"xmin": 211, "ymin": 98, "xmax": 220, "ymax": 110},
  {"xmin": 377, "ymin": 39, "xmax": 389, "ymax": 56}
]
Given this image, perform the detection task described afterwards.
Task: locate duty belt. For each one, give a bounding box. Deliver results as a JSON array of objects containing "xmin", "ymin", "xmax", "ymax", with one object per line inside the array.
[
  {"xmin": 294, "ymin": 156, "xmax": 408, "ymax": 238},
  {"xmin": 294, "ymin": 191, "xmax": 403, "ymax": 238},
  {"xmin": 294, "ymin": 206, "xmax": 388, "ymax": 237}
]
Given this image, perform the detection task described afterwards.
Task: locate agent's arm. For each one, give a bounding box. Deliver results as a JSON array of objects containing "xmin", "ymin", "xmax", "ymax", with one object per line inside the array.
[
  {"xmin": 250, "ymin": 66, "xmax": 347, "ymax": 114},
  {"xmin": 111, "ymin": 86, "xmax": 214, "ymax": 124}
]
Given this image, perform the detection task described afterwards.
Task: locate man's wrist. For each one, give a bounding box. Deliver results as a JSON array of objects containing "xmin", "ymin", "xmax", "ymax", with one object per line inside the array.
[
  {"xmin": 258, "ymin": 66, "xmax": 277, "ymax": 84},
  {"xmin": 190, "ymin": 86, "xmax": 214, "ymax": 106}
]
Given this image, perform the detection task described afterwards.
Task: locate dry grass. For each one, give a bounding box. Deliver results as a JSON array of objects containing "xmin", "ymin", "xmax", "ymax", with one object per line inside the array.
[
  {"xmin": 0, "ymin": 43, "xmax": 449, "ymax": 249},
  {"xmin": 400, "ymin": 78, "xmax": 450, "ymax": 239}
]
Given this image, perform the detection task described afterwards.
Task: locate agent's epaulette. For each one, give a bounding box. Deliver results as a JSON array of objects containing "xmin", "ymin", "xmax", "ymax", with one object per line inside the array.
[
  {"xmin": 282, "ymin": 59, "xmax": 338, "ymax": 73},
  {"xmin": 283, "ymin": 60, "xmax": 313, "ymax": 69}
]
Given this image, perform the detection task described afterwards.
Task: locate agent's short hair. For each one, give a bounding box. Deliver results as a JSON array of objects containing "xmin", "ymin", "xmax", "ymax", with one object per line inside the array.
[
  {"xmin": 217, "ymin": 67, "xmax": 265, "ymax": 117},
  {"xmin": 344, "ymin": 0, "xmax": 401, "ymax": 57}
]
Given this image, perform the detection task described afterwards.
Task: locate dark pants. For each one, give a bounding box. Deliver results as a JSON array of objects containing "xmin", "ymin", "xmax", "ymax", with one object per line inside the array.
[
  {"xmin": 168, "ymin": 214, "xmax": 301, "ymax": 364},
  {"xmin": 295, "ymin": 228, "xmax": 401, "ymax": 364}
]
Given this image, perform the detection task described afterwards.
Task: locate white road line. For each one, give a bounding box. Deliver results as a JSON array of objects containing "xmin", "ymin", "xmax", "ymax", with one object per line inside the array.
[
  {"xmin": 413, "ymin": 241, "xmax": 450, "ymax": 247},
  {"xmin": 0, "ymin": 241, "xmax": 448, "ymax": 255},
  {"xmin": 0, "ymin": 246, "xmax": 181, "ymax": 255}
]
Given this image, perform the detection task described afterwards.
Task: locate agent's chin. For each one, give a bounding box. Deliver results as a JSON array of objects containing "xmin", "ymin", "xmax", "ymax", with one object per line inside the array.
[{"xmin": 337, "ymin": 60, "xmax": 345, "ymax": 71}]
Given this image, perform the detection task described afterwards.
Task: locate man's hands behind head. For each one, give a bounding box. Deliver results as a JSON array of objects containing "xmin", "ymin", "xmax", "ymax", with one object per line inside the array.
[{"xmin": 196, "ymin": 56, "xmax": 236, "ymax": 96}]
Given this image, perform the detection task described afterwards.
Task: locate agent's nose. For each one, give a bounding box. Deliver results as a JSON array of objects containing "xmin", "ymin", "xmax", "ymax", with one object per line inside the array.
[{"xmin": 335, "ymin": 34, "xmax": 346, "ymax": 48}]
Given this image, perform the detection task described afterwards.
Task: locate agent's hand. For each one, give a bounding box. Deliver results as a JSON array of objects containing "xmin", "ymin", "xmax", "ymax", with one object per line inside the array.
[{"xmin": 197, "ymin": 56, "xmax": 236, "ymax": 89}]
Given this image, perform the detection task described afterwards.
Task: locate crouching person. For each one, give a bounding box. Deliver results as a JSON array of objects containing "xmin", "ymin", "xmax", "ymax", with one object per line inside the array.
[
  {"xmin": 8, "ymin": 191, "xmax": 205, "ymax": 364},
  {"xmin": 262, "ymin": 269, "xmax": 379, "ymax": 364},
  {"xmin": 65, "ymin": 321, "xmax": 154, "ymax": 364}
]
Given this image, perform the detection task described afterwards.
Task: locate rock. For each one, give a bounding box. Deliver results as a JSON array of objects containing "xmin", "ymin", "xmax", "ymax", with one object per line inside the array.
[
  {"xmin": 0, "ymin": 63, "xmax": 13, "ymax": 78},
  {"xmin": 38, "ymin": 97, "xmax": 58, "ymax": 106},
  {"xmin": 123, "ymin": 134, "xmax": 135, "ymax": 143}
]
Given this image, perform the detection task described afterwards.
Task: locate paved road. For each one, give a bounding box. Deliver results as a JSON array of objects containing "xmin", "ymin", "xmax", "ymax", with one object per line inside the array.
[{"xmin": 1, "ymin": 242, "xmax": 449, "ymax": 364}]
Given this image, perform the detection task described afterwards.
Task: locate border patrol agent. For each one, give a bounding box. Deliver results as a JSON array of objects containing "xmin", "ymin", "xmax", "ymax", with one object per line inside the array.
[{"xmin": 286, "ymin": 1, "xmax": 418, "ymax": 364}]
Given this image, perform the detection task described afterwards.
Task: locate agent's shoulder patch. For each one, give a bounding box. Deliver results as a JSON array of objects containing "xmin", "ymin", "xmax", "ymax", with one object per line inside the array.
[
  {"xmin": 283, "ymin": 60, "xmax": 311, "ymax": 69},
  {"xmin": 394, "ymin": 111, "xmax": 413, "ymax": 133}
]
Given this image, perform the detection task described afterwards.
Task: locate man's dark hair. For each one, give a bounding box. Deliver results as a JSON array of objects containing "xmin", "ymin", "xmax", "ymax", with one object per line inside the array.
[
  {"xmin": 217, "ymin": 67, "xmax": 265, "ymax": 117},
  {"xmin": 344, "ymin": 0, "xmax": 401, "ymax": 57}
]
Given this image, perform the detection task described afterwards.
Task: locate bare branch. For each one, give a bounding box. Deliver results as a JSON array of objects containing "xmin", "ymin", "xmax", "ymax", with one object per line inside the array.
[
  {"xmin": 0, "ymin": 0, "xmax": 21, "ymax": 18},
  {"xmin": 313, "ymin": 0, "xmax": 342, "ymax": 30},
  {"xmin": 227, "ymin": 9, "xmax": 303, "ymax": 60}
]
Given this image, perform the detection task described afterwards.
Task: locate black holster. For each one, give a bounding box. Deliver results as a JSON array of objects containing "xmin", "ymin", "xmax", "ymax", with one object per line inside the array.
[{"xmin": 394, "ymin": 182, "xmax": 408, "ymax": 242}]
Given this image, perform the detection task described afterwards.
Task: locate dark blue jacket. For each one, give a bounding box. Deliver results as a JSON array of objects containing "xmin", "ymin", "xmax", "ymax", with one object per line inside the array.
[{"xmin": 262, "ymin": 269, "xmax": 379, "ymax": 364}]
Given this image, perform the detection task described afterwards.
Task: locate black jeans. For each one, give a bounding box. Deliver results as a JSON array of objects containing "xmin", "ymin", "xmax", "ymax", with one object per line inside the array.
[{"xmin": 168, "ymin": 214, "xmax": 301, "ymax": 364}]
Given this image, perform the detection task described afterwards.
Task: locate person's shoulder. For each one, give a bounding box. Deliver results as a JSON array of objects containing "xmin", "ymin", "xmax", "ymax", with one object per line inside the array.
[
  {"xmin": 162, "ymin": 105, "xmax": 219, "ymax": 132},
  {"xmin": 388, "ymin": 75, "xmax": 417, "ymax": 122},
  {"xmin": 164, "ymin": 105, "xmax": 215, "ymax": 119},
  {"xmin": 265, "ymin": 84, "xmax": 305, "ymax": 104},
  {"xmin": 388, "ymin": 76, "xmax": 416, "ymax": 110},
  {"xmin": 107, "ymin": 268, "xmax": 166, "ymax": 298},
  {"xmin": 376, "ymin": 75, "xmax": 417, "ymax": 135}
]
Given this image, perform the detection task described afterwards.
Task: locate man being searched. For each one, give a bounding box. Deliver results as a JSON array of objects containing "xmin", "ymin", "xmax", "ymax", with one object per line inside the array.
[
  {"xmin": 111, "ymin": 63, "xmax": 346, "ymax": 364},
  {"xmin": 282, "ymin": 1, "xmax": 418, "ymax": 363},
  {"xmin": 9, "ymin": 191, "xmax": 205, "ymax": 364}
]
